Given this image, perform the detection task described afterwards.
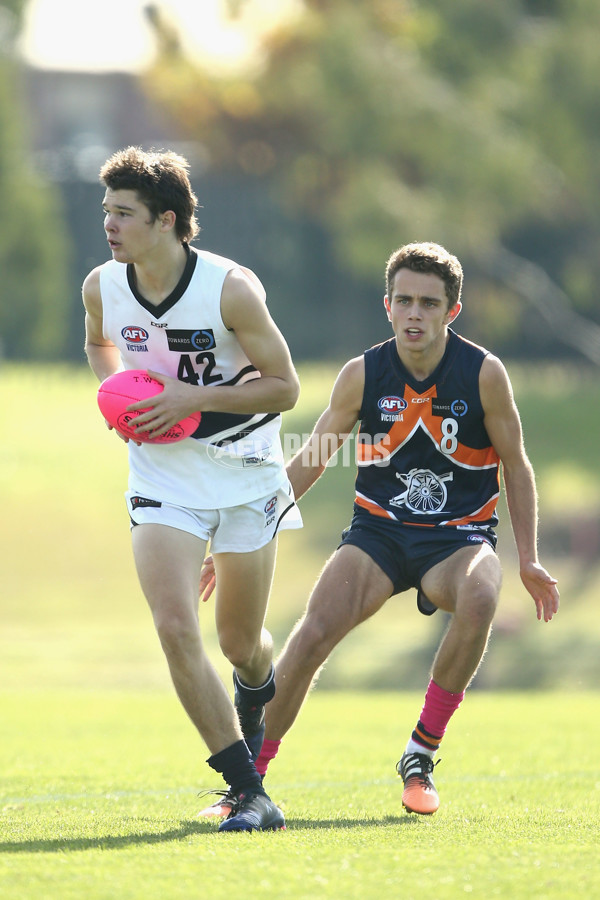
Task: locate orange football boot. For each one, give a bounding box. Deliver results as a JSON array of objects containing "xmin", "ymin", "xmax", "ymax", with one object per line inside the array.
[{"xmin": 397, "ymin": 752, "xmax": 440, "ymax": 815}]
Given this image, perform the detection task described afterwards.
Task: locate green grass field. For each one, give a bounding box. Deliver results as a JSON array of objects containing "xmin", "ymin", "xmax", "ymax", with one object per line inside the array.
[
  {"xmin": 1, "ymin": 363, "xmax": 599, "ymax": 897},
  {"xmin": 1, "ymin": 691, "xmax": 598, "ymax": 899}
]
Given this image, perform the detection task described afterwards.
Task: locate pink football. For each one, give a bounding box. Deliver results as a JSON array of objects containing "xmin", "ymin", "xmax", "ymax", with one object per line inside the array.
[{"xmin": 97, "ymin": 369, "xmax": 201, "ymax": 444}]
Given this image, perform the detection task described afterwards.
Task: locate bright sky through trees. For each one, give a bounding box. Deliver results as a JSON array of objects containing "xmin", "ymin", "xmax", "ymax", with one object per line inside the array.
[{"xmin": 19, "ymin": 0, "xmax": 293, "ymax": 72}]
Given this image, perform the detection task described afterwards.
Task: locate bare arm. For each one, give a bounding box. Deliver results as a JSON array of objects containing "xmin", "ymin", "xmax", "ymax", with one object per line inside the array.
[
  {"xmin": 480, "ymin": 355, "xmax": 559, "ymax": 622},
  {"xmin": 82, "ymin": 268, "xmax": 122, "ymax": 381},
  {"xmin": 82, "ymin": 268, "xmax": 142, "ymax": 444},
  {"xmin": 199, "ymin": 356, "xmax": 364, "ymax": 602},
  {"xmin": 218, "ymin": 267, "xmax": 300, "ymax": 412},
  {"xmin": 287, "ymin": 356, "xmax": 364, "ymax": 501},
  {"xmin": 130, "ymin": 267, "xmax": 300, "ymax": 437}
]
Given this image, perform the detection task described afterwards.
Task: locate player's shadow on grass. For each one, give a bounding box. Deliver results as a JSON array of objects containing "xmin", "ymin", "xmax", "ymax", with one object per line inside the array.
[
  {"xmin": 0, "ymin": 820, "xmax": 217, "ymax": 854},
  {"xmin": 0, "ymin": 815, "xmax": 416, "ymax": 852}
]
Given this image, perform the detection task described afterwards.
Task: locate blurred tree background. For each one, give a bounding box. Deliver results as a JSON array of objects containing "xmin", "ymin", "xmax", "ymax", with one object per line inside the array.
[
  {"xmin": 140, "ymin": 0, "xmax": 600, "ymax": 364},
  {"xmin": 0, "ymin": 0, "xmax": 70, "ymax": 360},
  {"xmin": 1, "ymin": 0, "xmax": 600, "ymax": 365}
]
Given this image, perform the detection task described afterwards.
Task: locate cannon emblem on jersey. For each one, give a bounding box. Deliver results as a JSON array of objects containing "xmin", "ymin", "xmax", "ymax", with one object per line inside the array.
[{"xmin": 389, "ymin": 468, "xmax": 453, "ymax": 514}]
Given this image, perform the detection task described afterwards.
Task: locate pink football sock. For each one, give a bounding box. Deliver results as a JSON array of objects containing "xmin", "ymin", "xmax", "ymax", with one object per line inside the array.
[
  {"xmin": 411, "ymin": 679, "xmax": 464, "ymax": 753},
  {"xmin": 255, "ymin": 738, "xmax": 281, "ymax": 777}
]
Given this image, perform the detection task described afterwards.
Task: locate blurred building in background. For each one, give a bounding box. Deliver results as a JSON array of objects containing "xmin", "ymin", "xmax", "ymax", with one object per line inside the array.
[
  {"xmin": 23, "ymin": 66, "xmax": 373, "ymax": 363},
  {"xmin": 24, "ymin": 69, "xmax": 198, "ymax": 360}
]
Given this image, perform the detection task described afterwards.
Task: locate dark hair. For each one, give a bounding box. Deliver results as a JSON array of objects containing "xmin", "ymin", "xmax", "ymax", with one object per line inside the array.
[
  {"xmin": 99, "ymin": 146, "xmax": 200, "ymax": 243},
  {"xmin": 385, "ymin": 242, "xmax": 463, "ymax": 309}
]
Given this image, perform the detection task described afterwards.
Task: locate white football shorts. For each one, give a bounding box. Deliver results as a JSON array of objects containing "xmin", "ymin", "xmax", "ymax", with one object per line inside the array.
[{"xmin": 125, "ymin": 480, "xmax": 302, "ymax": 553}]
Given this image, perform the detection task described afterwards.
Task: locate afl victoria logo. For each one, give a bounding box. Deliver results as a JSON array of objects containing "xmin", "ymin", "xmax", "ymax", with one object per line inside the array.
[
  {"xmin": 378, "ymin": 396, "xmax": 407, "ymax": 413},
  {"xmin": 121, "ymin": 326, "xmax": 149, "ymax": 343}
]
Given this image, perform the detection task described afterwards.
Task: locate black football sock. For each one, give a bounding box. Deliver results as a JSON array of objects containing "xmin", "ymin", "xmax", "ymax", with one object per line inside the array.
[
  {"xmin": 233, "ymin": 663, "xmax": 276, "ymax": 705},
  {"xmin": 207, "ymin": 739, "xmax": 265, "ymax": 796}
]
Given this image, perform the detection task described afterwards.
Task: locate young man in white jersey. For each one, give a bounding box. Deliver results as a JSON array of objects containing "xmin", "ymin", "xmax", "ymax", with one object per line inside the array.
[
  {"xmin": 83, "ymin": 146, "xmax": 301, "ymax": 832},
  {"xmin": 200, "ymin": 241, "xmax": 560, "ymax": 818}
]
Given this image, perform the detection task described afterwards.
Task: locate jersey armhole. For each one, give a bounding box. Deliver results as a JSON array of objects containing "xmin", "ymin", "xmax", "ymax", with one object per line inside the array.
[{"xmin": 357, "ymin": 349, "xmax": 370, "ymax": 421}]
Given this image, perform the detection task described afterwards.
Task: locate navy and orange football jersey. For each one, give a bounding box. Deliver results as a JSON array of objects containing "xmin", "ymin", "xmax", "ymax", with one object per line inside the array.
[{"xmin": 355, "ymin": 330, "xmax": 500, "ymax": 531}]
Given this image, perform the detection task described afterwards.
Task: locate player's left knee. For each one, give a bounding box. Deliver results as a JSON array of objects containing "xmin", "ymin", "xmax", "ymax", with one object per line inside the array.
[
  {"xmin": 218, "ymin": 632, "xmax": 259, "ymax": 670},
  {"xmin": 459, "ymin": 583, "xmax": 498, "ymax": 630}
]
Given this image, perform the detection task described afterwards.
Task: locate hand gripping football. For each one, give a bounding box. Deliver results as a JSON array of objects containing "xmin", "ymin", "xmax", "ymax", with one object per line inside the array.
[{"xmin": 97, "ymin": 369, "xmax": 201, "ymax": 444}]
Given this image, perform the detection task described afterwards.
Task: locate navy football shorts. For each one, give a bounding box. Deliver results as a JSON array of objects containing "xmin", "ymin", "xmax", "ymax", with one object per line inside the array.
[{"xmin": 338, "ymin": 505, "xmax": 497, "ymax": 616}]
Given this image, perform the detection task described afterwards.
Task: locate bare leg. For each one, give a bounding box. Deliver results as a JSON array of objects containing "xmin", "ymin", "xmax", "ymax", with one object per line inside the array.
[
  {"xmin": 421, "ymin": 543, "xmax": 502, "ymax": 691},
  {"xmin": 265, "ymin": 544, "xmax": 393, "ymax": 740},
  {"xmin": 397, "ymin": 545, "xmax": 503, "ymax": 815},
  {"xmin": 132, "ymin": 523, "xmax": 242, "ymax": 755},
  {"xmin": 213, "ymin": 539, "xmax": 278, "ymax": 687}
]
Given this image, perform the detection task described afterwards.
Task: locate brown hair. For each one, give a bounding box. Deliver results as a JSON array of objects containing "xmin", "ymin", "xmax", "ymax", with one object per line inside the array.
[
  {"xmin": 385, "ymin": 242, "xmax": 463, "ymax": 309},
  {"xmin": 99, "ymin": 146, "xmax": 200, "ymax": 243}
]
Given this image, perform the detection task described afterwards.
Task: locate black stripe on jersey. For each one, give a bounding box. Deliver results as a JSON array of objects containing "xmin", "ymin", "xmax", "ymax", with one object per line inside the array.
[
  {"xmin": 220, "ymin": 365, "xmax": 258, "ymax": 385},
  {"xmin": 212, "ymin": 413, "xmax": 279, "ymax": 447},
  {"xmin": 188, "ymin": 369, "xmax": 264, "ymax": 441}
]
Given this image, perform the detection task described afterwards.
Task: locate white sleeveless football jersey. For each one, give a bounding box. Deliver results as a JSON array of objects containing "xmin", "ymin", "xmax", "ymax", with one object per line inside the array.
[{"xmin": 99, "ymin": 245, "xmax": 290, "ymax": 509}]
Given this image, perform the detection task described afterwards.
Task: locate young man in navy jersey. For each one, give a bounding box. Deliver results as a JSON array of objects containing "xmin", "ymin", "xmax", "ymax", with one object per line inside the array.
[{"xmin": 200, "ymin": 241, "xmax": 559, "ymax": 816}]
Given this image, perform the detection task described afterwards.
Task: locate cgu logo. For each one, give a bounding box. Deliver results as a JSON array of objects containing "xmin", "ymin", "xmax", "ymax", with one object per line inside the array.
[
  {"xmin": 378, "ymin": 396, "xmax": 407, "ymax": 413},
  {"xmin": 122, "ymin": 326, "xmax": 149, "ymax": 343}
]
